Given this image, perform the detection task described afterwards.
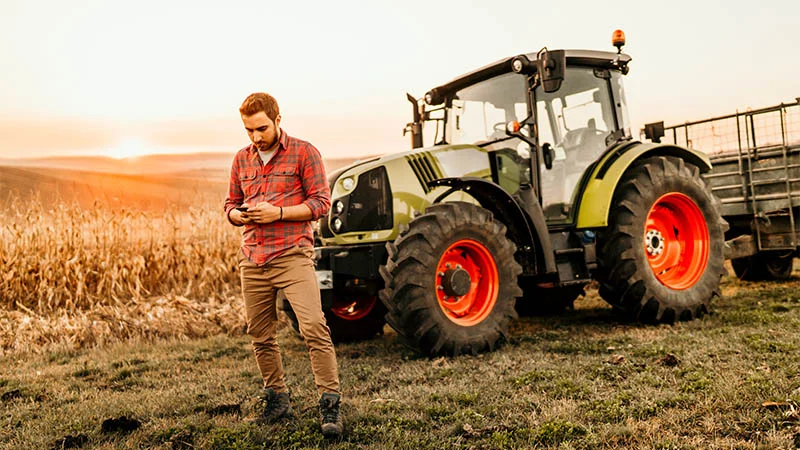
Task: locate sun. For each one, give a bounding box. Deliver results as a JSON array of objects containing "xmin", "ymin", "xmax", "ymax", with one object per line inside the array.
[{"xmin": 108, "ymin": 137, "xmax": 150, "ymax": 159}]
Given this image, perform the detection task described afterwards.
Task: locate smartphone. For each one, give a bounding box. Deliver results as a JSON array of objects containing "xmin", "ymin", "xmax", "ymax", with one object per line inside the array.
[{"xmin": 235, "ymin": 206, "xmax": 249, "ymax": 212}]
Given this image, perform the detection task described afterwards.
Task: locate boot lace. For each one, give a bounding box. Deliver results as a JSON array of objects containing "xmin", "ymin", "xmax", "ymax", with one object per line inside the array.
[{"xmin": 320, "ymin": 397, "xmax": 340, "ymax": 423}]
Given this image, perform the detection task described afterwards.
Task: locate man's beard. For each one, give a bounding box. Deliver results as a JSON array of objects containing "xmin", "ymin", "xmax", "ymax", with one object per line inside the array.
[{"xmin": 256, "ymin": 135, "xmax": 278, "ymax": 151}]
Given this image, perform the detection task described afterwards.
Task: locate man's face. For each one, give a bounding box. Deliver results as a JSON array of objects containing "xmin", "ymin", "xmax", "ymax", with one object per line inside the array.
[{"xmin": 242, "ymin": 111, "xmax": 281, "ymax": 151}]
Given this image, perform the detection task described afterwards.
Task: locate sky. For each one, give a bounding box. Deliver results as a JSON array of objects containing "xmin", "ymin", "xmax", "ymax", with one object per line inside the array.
[{"xmin": 0, "ymin": 0, "xmax": 798, "ymax": 159}]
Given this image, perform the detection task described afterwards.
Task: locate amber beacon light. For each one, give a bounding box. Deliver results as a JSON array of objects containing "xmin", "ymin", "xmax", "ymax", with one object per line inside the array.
[{"xmin": 612, "ymin": 29, "xmax": 626, "ymax": 53}]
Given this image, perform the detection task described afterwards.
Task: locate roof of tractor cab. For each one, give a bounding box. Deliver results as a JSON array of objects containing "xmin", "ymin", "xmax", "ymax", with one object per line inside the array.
[{"xmin": 426, "ymin": 49, "xmax": 631, "ymax": 104}]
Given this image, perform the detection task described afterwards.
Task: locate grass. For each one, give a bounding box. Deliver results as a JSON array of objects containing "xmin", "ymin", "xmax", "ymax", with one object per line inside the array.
[{"xmin": 2, "ymin": 273, "xmax": 800, "ymax": 449}]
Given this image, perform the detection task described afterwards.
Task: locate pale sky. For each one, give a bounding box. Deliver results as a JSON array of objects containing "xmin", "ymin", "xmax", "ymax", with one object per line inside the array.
[{"xmin": 1, "ymin": 0, "xmax": 798, "ymax": 159}]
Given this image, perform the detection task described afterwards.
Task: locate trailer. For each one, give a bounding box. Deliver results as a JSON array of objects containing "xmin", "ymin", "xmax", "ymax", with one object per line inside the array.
[{"xmin": 644, "ymin": 98, "xmax": 800, "ymax": 280}]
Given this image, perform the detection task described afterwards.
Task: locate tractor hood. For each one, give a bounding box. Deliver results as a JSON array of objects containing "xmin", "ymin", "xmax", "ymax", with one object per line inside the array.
[
  {"xmin": 329, "ymin": 142, "xmax": 490, "ymax": 191},
  {"xmin": 321, "ymin": 142, "xmax": 494, "ymax": 245}
]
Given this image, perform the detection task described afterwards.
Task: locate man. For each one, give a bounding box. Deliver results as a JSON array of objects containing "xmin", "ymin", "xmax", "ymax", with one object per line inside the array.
[{"xmin": 224, "ymin": 92, "xmax": 342, "ymax": 438}]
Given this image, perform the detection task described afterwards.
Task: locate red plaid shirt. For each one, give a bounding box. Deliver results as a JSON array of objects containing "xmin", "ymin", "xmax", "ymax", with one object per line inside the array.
[{"xmin": 224, "ymin": 129, "xmax": 330, "ymax": 265}]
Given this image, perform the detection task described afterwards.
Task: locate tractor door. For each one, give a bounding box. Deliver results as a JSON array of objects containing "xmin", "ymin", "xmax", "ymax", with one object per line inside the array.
[
  {"xmin": 534, "ymin": 67, "xmax": 630, "ymax": 224},
  {"xmin": 444, "ymin": 72, "xmax": 534, "ymax": 193}
]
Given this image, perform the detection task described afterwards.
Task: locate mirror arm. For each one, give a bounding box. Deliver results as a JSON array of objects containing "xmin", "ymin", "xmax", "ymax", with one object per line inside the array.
[
  {"xmin": 507, "ymin": 131, "xmax": 538, "ymax": 151},
  {"xmin": 504, "ymin": 115, "xmax": 538, "ymax": 150}
]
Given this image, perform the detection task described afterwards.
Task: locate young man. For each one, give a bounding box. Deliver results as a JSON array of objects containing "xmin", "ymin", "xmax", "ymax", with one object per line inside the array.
[{"xmin": 224, "ymin": 92, "xmax": 342, "ymax": 438}]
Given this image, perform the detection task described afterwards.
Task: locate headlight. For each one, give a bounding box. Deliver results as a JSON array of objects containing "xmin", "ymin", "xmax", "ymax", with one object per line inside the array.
[
  {"xmin": 332, "ymin": 217, "xmax": 343, "ymax": 232},
  {"xmin": 341, "ymin": 177, "xmax": 355, "ymax": 191},
  {"xmin": 334, "ymin": 200, "xmax": 344, "ymax": 214},
  {"xmin": 512, "ymin": 58, "xmax": 524, "ymax": 73}
]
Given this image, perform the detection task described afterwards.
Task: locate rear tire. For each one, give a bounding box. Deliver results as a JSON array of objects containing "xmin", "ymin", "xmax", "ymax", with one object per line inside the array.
[
  {"xmin": 379, "ymin": 202, "xmax": 522, "ymax": 356},
  {"xmin": 596, "ymin": 156, "xmax": 727, "ymax": 323},
  {"xmin": 731, "ymin": 251, "xmax": 794, "ymax": 281}
]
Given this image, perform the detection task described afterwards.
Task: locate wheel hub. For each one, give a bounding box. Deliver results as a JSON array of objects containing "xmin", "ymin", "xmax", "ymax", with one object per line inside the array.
[
  {"xmin": 435, "ymin": 239, "xmax": 499, "ymax": 326},
  {"xmin": 644, "ymin": 192, "xmax": 710, "ymax": 290},
  {"xmin": 645, "ymin": 229, "xmax": 665, "ymax": 256},
  {"xmin": 440, "ymin": 267, "xmax": 472, "ymax": 297}
]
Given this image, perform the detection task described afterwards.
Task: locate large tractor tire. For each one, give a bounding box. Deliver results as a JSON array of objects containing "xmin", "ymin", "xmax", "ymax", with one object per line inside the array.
[
  {"xmin": 731, "ymin": 251, "xmax": 794, "ymax": 281},
  {"xmin": 379, "ymin": 202, "xmax": 522, "ymax": 356},
  {"xmin": 515, "ymin": 282, "xmax": 585, "ymax": 316},
  {"xmin": 282, "ymin": 291, "xmax": 387, "ymax": 342},
  {"xmin": 596, "ymin": 156, "xmax": 727, "ymax": 323}
]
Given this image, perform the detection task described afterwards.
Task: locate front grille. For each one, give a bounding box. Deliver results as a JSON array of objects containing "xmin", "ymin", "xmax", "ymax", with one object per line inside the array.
[{"xmin": 344, "ymin": 166, "xmax": 393, "ymax": 232}]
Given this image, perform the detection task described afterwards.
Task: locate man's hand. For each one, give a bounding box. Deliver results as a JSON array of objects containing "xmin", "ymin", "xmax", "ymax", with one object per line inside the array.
[
  {"xmin": 245, "ymin": 201, "xmax": 281, "ymax": 224},
  {"xmin": 230, "ymin": 203, "xmax": 253, "ymax": 225}
]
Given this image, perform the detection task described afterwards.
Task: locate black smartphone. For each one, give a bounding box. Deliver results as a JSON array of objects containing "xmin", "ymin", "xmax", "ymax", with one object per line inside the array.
[{"xmin": 235, "ymin": 206, "xmax": 249, "ymax": 212}]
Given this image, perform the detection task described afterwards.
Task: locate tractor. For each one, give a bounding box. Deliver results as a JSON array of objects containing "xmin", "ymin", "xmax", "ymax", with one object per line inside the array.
[{"xmin": 280, "ymin": 31, "xmax": 727, "ymax": 356}]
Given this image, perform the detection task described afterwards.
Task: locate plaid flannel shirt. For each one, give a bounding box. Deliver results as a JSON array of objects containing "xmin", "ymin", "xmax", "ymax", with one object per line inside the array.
[{"xmin": 224, "ymin": 130, "xmax": 330, "ymax": 265}]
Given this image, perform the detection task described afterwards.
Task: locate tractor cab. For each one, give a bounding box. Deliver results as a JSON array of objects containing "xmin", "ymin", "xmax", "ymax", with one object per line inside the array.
[{"xmin": 406, "ymin": 47, "xmax": 633, "ymax": 225}]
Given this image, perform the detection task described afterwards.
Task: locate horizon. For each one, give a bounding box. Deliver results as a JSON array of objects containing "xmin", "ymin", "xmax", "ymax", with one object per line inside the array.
[
  {"xmin": 1, "ymin": 0, "xmax": 798, "ymax": 160},
  {"xmin": 0, "ymin": 147, "xmax": 374, "ymax": 162}
]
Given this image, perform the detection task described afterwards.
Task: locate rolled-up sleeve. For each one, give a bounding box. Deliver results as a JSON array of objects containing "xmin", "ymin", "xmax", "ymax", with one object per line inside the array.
[
  {"xmin": 224, "ymin": 154, "xmax": 244, "ymax": 226},
  {"xmin": 301, "ymin": 143, "xmax": 330, "ymax": 220}
]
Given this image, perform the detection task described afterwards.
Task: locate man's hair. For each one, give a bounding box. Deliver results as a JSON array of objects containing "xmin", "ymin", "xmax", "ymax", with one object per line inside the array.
[{"xmin": 239, "ymin": 93, "xmax": 280, "ymax": 120}]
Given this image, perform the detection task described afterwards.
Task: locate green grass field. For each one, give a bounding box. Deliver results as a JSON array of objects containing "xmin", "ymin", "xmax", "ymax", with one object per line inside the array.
[{"xmin": 2, "ymin": 272, "xmax": 799, "ymax": 449}]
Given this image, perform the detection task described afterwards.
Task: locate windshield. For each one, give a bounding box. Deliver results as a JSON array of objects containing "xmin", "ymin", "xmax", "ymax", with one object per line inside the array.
[
  {"xmin": 536, "ymin": 68, "xmax": 618, "ymax": 154},
  {"xmin": 421, "ymin": 73, "xmax": 529, "ymax": 148}
]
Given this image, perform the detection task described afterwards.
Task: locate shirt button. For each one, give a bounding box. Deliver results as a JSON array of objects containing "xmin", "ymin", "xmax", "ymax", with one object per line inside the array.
[
  {"xmin": 262, "ymin": 175, "xmax": 266, "ymax": 178},
  {"xmin": 258, "ymin": 241, "xmax": 263, "ymax": 245}
]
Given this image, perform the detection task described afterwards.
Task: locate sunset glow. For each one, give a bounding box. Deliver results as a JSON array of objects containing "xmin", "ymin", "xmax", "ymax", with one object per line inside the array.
[
  {"xmin": 108, "ymin": 138, "xmax": 149, "ymax": 160},
  {"xmin": 1, "ymin": 1, "xmax": 798, "ymax": 160}
]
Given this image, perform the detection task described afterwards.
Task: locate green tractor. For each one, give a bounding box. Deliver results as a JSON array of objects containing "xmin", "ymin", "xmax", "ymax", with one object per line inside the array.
[{"xmin": 280, "ymin": 32, "xmax": 727, "ymax": 355}]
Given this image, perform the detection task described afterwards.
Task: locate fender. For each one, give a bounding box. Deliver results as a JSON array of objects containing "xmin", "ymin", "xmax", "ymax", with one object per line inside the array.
[
  {"xmin": 429, "ymin": 177, "xmax": 556, "ymax": 275},
  {"xmin": 576, "ymin": 142, "xmax": 713, "ymax": 229}
]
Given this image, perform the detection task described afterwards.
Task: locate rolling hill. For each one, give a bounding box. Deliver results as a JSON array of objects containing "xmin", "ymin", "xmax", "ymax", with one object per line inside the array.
[{"xmin": 0, "ymin": 153, "xmax": 367, "ymax": 211}]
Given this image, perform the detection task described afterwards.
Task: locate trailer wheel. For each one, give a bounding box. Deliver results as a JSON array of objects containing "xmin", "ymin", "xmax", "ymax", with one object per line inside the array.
[
  {"xmin": 379, "ymin": 202, "xmax": 522, "ymax": 356},
  {"xmin": 283, "ymin": 292, "xmax": 386, "ymax": 342},
  {"xmin": 596, "ymin": 156, "xmax": 727, "ymax": 323},
  {"xmin": 515, "ymin": 283, "xmax": 585, "ymax": 316},
  {"xmin": 731, "ymin": 251, "xmax": 794, "ymax": 281}
]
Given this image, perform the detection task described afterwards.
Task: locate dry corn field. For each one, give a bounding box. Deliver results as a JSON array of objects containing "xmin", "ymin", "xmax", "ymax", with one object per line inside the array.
[{"xmin": 0, "ymin": 195, "xmax": 247, "ymax": 355}]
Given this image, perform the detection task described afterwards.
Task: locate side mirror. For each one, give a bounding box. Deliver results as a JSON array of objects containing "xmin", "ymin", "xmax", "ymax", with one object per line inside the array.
[
  {"xmin": 542, "ymin": 143, "xmax": 555, "ymax": 170},
  {"xmin": 643, "ymin": 121, "xmax": 665, "ymax": 143},
  {"xmin": 536, "ymin": 49, "xmax": 566, "ymax": 93}
]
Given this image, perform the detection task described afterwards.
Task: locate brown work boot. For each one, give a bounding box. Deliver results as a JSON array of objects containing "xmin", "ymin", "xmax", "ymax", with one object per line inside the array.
[
  {"xmin": 245, "ymin": 388, "xmax": 293, "ymax": 425},
  {"xmin": 319, "ymin": 392, "xmax": 343, "ymax": 438}
]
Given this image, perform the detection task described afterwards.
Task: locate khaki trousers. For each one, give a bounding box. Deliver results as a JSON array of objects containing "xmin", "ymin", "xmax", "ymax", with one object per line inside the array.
[{"xmin": 239, "ymin": 245, "xmax": 339, "ymax": 396}]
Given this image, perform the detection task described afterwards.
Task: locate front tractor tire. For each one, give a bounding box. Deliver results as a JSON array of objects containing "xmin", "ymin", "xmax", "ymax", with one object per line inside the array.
[
  {"xmin": 596, "ymin": 156, "xmax": 727, "ymax": 323},
  {"xmin": 283, "ymin": 291, "xmax": 387, "ymax": 343},
  {"xmin": 379, "ymin": 202, "xmax": 522, "ymax": 356}
]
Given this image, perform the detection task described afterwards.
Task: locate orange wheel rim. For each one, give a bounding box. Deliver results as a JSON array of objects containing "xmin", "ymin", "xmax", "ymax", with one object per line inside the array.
[
  {"xmin": 435, "ymin": 239, "xmax": 499, "ymax": 326},
  {"xmin": 331, "ymin": 295, "xmax": 376, "ymax": 321},
  {"xmin": 644, "ymin": 193, "xmax": 709, "ymax": 290}
]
